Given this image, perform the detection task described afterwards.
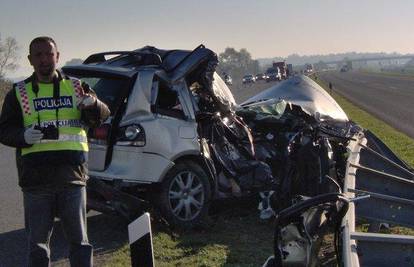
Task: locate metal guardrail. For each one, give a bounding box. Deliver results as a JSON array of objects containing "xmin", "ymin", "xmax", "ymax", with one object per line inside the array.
[{"xmin": 342, "ymin": 132, "xmax": 414, "ymax": 267}]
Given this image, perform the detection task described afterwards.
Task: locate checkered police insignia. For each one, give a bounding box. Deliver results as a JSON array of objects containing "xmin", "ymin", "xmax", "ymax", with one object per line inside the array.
[
  {"xmin": 70, "ymin": 78, "xmax": 84, "ymax": 100},
  {"xmin": 17, "ymin": 81, "xmax": 31, "ymax": 115}
]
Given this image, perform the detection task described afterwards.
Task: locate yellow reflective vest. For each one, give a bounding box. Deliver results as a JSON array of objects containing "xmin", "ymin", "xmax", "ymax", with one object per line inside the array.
[{"xmin": 15, "ymin": 76, "xmax": 88, "ymax": 156}]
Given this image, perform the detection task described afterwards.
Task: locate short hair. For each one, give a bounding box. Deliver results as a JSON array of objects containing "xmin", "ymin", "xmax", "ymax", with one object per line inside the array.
[{"xmin": 29, "ymin": 36, "xmax": 58, "ymax": 54}]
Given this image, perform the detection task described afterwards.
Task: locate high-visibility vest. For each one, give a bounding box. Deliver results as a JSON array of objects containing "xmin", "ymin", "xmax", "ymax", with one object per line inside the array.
[{"xmin": 15, "ymin": 76, "xmax": 89, "ymax": 156}]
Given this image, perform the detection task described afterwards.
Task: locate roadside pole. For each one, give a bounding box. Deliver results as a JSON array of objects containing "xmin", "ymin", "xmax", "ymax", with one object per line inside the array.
[{"xmin": 128, "ymin": 212, "xmax": 155, "ymax": 267}]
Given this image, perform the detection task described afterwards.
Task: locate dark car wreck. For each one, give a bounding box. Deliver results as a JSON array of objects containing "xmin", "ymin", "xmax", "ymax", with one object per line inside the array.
[
  {"xmin": 242, "ymin": 77, "xmax": 414, "ymax": 266},
  {"xmin": 62, "ymin": 45, "xmax": 414, "ymax": 266}
]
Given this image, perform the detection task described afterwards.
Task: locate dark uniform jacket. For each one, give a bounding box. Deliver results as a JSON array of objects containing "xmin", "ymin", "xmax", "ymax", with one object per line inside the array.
[{"xmin": 0, "ymin": 71, "xmax": 110, "ymax": 189}]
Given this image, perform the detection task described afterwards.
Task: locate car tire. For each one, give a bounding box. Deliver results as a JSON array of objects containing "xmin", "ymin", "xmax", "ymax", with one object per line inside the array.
[{"xmin": 157, "ymin": 160, "xmax": 212, "ymax": 228}]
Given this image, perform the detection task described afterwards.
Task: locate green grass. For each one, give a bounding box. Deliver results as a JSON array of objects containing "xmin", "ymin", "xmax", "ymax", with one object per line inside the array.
[
  {"xmin": 104, "ymin": 201, "xmax": 274, "ymax": 267},
  {"xmin": 105, "ymin": 77, "xmax": 414, "ymax": 266}
]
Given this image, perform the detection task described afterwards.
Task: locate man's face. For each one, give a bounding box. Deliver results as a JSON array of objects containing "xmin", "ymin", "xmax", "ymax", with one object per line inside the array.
[{"xmin": 28, "ymin": 41, "xmax": 59, "ymax": 79}]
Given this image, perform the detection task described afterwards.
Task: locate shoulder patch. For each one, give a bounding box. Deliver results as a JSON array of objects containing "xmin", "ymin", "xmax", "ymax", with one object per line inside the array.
[
  {"xmin": 16, "ymin": 81, "xmax": 31, "ymax": 115},
  {"xmin": 70, "ymin": 77, "xmax": 84, "ymax": 98}
]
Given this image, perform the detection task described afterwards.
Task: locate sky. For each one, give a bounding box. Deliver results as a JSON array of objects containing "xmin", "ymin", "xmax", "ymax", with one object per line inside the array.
[{"xmin": 1, "ymin": 0, "xmax": 413, "ymax": 78}]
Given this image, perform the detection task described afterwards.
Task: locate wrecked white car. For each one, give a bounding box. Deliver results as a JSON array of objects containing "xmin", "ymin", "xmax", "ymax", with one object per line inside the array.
[{"xmin": 63, "ymin": 45, "xmax": 275, "ymax": 228}]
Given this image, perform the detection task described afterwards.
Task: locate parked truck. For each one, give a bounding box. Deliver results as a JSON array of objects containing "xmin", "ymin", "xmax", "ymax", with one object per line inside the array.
[{"xmin": 273, "ymin": 61, "xmax": 288, "ymax": 79}]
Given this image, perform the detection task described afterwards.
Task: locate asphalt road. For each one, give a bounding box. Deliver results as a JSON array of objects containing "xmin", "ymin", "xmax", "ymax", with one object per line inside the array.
[
  {"xmin": 0, "ymin": 79, "xmax": 274, "ymax": 267},
  {"xmin": 0, "ymin": 144, "xmax": 130, "ymax": 266},
  {"xmin": 318, "ymin": 71, "xmax": 414, "ymax": 139}
]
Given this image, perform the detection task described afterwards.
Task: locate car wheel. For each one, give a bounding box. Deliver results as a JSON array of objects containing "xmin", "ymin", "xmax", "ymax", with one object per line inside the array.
[{"xmin": 158, "ymin": 161, "xmax": 212, "ymax": 228}]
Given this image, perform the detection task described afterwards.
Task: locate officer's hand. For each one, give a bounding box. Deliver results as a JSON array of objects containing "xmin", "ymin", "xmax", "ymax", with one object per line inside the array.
[
  {"xmin": 77, "ymin": 94, "xmax": 97, "ymax": 110},
  {"xmin": 24, "ymin": 125, "xmax": 43, "ymax": 144}
]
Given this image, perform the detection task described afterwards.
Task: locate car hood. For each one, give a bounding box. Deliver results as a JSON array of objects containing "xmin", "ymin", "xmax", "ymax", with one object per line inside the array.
[{"xmin": 241, "ymin": 75, "xmax": 349, "ymax": 121}]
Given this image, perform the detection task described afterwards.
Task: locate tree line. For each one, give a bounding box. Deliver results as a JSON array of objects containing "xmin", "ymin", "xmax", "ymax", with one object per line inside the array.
[{"xmin": 217, "ymin": 47, "xmax": 261, "ymax": 82}]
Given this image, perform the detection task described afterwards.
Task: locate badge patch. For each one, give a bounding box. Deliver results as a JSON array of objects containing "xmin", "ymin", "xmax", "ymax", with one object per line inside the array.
[{"xmin": 33, "ymin": 96, "xmax": 73, "ymax": 111}]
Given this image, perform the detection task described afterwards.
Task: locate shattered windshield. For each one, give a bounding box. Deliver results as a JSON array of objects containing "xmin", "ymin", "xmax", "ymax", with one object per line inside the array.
[
  {"xmin": 244, "ymin": 99, "xmax": 288, "ymax": 119},
  {"xmin": 212, "ymin": 72, "xmax": 236, "ymax": 107}
]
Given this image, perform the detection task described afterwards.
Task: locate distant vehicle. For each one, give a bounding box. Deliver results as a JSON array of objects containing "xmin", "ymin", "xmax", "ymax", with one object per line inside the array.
[
  {"xmin": 305, "ymin": 63, "xmax": 313, "ymax": 73},
  {"xmin": 340, "ymin": 61, "xmax": 353, "ymax": 72},
  {"xmin": 243, "ymin": 74, "xmax": 256, "ymax": 84},
  {"xmin": 340, "ymin": 66, "xmax": 348, "ymax": 72},
  {"xmin": 224, "ymin": 74, "xmax": 233, "ymax": 85},
  {"xmin": 265, "ymin": 67, "xmax": 281, "ymax": 82},
  {"xmin": 273, "ymin": 61, "xmax": 288, "ymax": 79},
  {"xmin": 255, "ymin": 73, "xmax": 266, "ymax": 81}
]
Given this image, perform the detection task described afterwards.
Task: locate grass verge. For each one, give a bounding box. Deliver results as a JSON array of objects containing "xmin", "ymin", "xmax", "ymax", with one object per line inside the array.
[{"xmin": 104, "ymin": 200, "xmax": 274, "ymax": 267}]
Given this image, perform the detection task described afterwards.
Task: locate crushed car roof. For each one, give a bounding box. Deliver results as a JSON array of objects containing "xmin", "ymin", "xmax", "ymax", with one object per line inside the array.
[{"xmin": 63, "ymin": 45, "xmax": 218, "ymax": 83}]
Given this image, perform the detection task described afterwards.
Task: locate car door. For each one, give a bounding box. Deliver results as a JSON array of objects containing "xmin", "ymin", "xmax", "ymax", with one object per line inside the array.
[
  {"xmin": 98, "ymin": 75, "xmax": 200, "ymax": 183},
  {"xmin": 62, "ymin": 66, "xmax": 135, "ymax": 171}
]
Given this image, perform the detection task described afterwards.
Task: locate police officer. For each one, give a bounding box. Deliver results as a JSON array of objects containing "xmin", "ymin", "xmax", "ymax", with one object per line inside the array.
[{"xmin": 0, "ymin": 36, "xmax": 110, "ymax": 266}]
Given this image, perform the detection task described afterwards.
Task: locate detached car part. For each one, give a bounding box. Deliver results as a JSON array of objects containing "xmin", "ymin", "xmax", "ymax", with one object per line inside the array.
[{"xmin": 263, "ymin": 193, "xmax": 349, "ymax": 267}]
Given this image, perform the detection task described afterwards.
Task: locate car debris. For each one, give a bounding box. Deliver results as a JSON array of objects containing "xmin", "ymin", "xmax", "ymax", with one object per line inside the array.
[
  {"xmin": 262, "ymin": 192, "xmax": 350, "ymax": 267},
  {"xmin": 62, "ymin": 45, "xmax": 413, "ymax": 265}
]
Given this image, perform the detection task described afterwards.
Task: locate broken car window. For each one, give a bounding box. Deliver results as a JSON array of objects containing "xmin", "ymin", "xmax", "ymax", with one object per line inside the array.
[
  {"xmin": 155, "ymin": 80, "xmax": 185, "ymax": 119},
  {"xmin": 212, "ymin": 73, "xmax": 236, "ymax": 109},
  {"xmin": 189, "ymin": 82, "xmax": 216, "ymax": 114},
  {"xmin": 78, "ymin": 77, "xmax": 128, "ymax": 115}
]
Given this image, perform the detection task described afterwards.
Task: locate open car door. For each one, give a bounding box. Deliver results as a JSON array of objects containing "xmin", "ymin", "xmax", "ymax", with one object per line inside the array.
[{"xmin": 62, "ymin": 66, "xmax": 133, "ymax": 171}]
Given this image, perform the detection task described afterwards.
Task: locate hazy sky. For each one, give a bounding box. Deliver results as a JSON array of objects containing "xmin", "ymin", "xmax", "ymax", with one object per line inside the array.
[{"xmin": 1, "ymin": 0, "xmax": 413, "ymax": 78}]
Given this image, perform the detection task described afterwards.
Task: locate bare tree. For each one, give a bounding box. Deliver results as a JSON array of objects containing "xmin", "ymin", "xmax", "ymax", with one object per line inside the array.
[{"xmin": 0, "ymin": 35, "xmax": 19, "ymax": 79}]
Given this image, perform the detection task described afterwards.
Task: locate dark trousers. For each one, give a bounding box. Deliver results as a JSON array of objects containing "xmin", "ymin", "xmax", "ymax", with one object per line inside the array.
[{"xmin": 23, "ymin": 185, "xmax": 93, "ymax": 267}]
